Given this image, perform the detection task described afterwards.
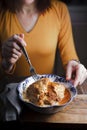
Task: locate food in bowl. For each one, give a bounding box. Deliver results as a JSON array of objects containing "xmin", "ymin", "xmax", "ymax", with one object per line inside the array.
[
  {"xmin": 22, "ymin": 77, "xmax": 71, "ymax": 107},
  {"xmin": 17, "ymin": 74, "xmax": 77, "ymax": 114}
]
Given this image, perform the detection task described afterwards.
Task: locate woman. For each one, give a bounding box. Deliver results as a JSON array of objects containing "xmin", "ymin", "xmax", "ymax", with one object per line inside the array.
[{"xmin": 0, "ymin": 0, "xmax": 87, "ymax": 87}]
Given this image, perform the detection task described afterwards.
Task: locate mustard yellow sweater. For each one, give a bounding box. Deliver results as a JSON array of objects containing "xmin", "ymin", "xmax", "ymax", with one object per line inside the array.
[{"xmin": 0, "ymin": 0, "xmax": 78, "ymax": 77}]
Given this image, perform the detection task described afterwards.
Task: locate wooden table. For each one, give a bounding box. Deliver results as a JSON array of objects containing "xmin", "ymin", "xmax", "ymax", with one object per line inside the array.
[
  {"xmin": 17, "ymin": 78, "xmax": 87, "ymax": 129},
  {"xmin": 0, "ymin": 77, "xmax": 87, "ymax": 129}
]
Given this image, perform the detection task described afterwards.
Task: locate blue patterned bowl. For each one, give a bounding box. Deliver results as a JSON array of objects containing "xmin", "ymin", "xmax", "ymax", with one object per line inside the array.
[{"xmin": 17, "ymin": 74, "xmax": 77, "ymax": 114}]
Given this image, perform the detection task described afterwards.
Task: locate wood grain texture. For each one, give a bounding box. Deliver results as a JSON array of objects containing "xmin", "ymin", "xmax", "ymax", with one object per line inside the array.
[{"xmin": 21, "ymin": 94, "xmax": 87, "ymax": 124}]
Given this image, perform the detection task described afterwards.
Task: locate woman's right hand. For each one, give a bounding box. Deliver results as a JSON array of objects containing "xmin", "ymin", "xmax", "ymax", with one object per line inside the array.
[{"xmin": 1, "ymin": 34, "xmax": 26, "ymax": 73}]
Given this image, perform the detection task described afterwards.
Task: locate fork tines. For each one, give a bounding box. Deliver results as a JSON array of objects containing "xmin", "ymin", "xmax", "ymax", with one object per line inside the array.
[
  {"xmin": 30, "ymin": 66, "xmax": 36, "ymax": 75},
  {"xmin": 30, "ymin": 67, "xmax": 40, "ymax": 81}
]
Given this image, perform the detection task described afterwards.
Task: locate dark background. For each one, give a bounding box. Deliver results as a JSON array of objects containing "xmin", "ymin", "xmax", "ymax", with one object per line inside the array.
[{"xmin": 61, "ymin": 0, "xmax": 87, "ymax": 5}]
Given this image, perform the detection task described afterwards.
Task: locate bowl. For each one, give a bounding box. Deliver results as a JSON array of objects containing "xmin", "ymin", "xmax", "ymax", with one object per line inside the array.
[{"xmin": 17, "ymin": 74, "xmax": 77, "ymax": 114}]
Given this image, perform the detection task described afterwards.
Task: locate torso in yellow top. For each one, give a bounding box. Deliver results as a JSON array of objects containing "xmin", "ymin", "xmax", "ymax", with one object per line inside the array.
[{"xmin": 0, "ymin": 0, "xmax": 78, "ymax": 77}]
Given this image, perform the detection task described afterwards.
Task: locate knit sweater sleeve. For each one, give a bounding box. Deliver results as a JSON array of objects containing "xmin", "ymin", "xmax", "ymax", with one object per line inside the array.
[{"xmin": 54, "ymin": 1, "xmax": 79, "ymax": 67}]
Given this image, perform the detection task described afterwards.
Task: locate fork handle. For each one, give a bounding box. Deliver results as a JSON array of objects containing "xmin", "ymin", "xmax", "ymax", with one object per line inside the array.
[{"xmin": 20, "ymin": 46, "xmax": 31, "ymax": 65}]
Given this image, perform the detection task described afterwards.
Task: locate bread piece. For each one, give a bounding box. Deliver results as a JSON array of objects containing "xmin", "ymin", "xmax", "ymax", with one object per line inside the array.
[{"xmin": 24, "ymin": 78, "xmax": 66, "ymax": 107}]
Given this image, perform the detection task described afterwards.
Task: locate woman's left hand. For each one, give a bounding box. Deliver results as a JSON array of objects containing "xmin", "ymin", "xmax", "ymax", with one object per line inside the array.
[{"xmin": 66, "ymin": 60, "xmax": 87, "ymax": 87}]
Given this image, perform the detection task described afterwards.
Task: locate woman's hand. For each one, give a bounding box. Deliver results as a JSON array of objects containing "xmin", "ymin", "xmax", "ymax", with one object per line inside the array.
[
  {"xmin": 66, "ymin": 60, "xmax": 87, "ymax": 87},
  {"xmin": 1, "ymin": 34, "xmax": 26, "ymax": 72}
]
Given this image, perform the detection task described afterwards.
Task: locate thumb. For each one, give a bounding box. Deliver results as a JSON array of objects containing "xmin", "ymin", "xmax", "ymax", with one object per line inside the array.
[{"xmin": 19, "ymin": 33, "xmax": 24, "ymax": 39}]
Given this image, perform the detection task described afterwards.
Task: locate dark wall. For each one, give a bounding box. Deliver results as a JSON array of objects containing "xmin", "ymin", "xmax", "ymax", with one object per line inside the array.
[{"xmin": 61, "ymin": 0, "xmax": 87, "ymax": 5}]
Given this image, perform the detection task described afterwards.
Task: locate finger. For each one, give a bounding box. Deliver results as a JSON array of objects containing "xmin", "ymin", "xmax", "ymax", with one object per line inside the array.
[
  {"xmin": 11, "ymin": 48, "xmax": 22, "ymax": 57},
  {"xmin": 13, "ymin": 34, "xmax": 26, "ymax": 47},
  {"xmin": 6, "ymin": 52, "xmax": 22, "ymax": 64},
  {"xmin": 7, "ymin": 41, "xmax": 21, "ymax": 51},
  {"xmin": 7, "ymin": 57, "xmax": 18, "ymax": 64},
  {"xmin": 66, "ymin": 63, "xmax": 72, "ymax": 80},
  {"xmin": 2, "ymin": 42, "xmax": 22, "ymax": 58},
  {"xmin": 7, "ymin": 41, "xmax": 22, "ymax": 54},
  {"xmin": 12, "ymin": 51, "xmax": 22, "ymax": 59},
  {"xmin": 14, "ymin": 42, "xmax": 22, "ymax": 51},
  {"xmin": 3, "ymin": 50, "xmax": 22, "ymax": 62},
  {"xmin": 79, "ymin": 69, "xmax": 87, "ymax": 85},
  {"xmin": 73, "ymin": 66, "xmax": 81, "ymax": 87},
  {"xmin": 4, "ymin": 46, "xmax": 22, "ymax": 58}
]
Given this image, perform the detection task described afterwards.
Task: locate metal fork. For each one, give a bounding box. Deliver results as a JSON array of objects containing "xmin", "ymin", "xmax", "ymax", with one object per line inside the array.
[{"xmin": 21, "ymin": 46, "xmax": 40, "ymax": 81}]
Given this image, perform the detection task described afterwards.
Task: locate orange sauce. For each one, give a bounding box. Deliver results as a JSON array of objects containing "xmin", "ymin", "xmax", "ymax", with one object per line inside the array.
[{"xmin": 59, "ymin": 88, "xmax": 71, "ymax": 105}]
